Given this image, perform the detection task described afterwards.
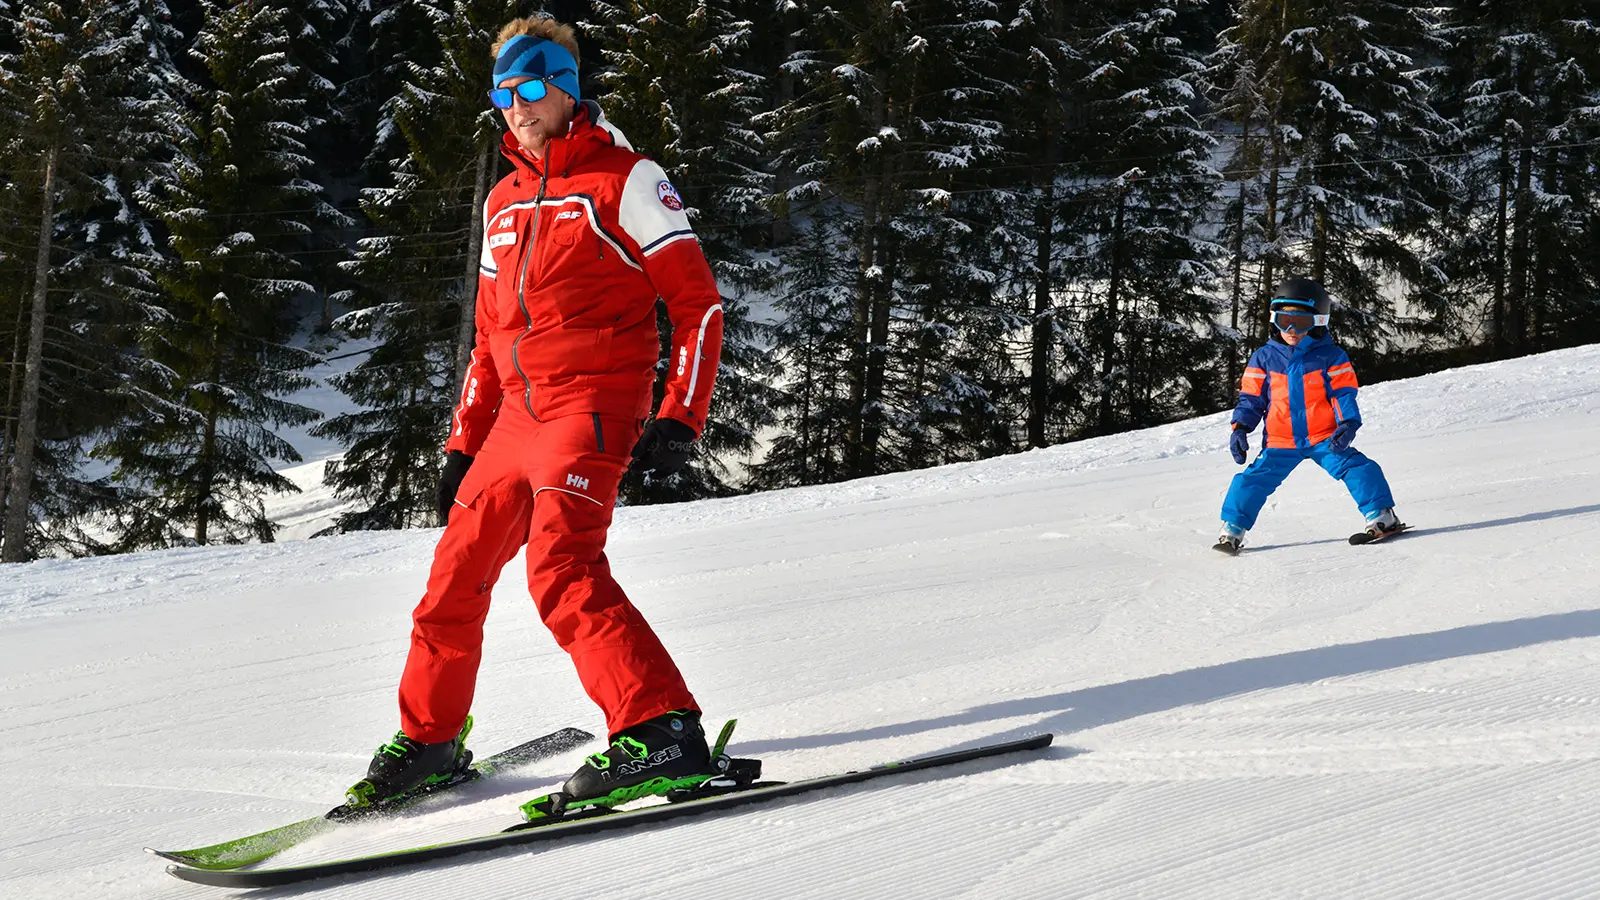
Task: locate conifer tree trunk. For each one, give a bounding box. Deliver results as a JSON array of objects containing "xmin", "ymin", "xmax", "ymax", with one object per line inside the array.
[
  {"xmin": 849, "ymin": 77, "xmax": 890, "ymax": 479},
  {"xmin": 846, "ymin": 180, "xmax": 877, "ymax": 478},
  {"xmin": 771, "ymin": 9, "xmax": 799, "ymax": 247},
  {"xmin": 400, "ymin": 382, "xmax": 415, "ymax": 526},
  {"xmin": 798, "ymin": 323, "xmax": 815, "ymax": 483},
  {"xmin": 0, "ymin": 295, "xmax": 25, "ymax": 531},
  {"xmin": 862, "ymin": 79, "xmax": 902, "ymax": 479},
  {"xmin": 1227, "ymin": 175, "xmax": 1248, "ymax": 398},
  {"xmin": 456, "ymin": 140, "xmax": 494, "ymax": 384},
  {"xmin": 1312, "ymin": 206, "xmax": 1328, "ymax": 283},
  {"xmin": 1492, "ymin": 138, "xmax": 1510, "ymax": 356},
  {"xmin": 861, "ymin": 200, "xmax": 893, "ymax": 476},
  {"xmin": 1508, "ymin": 135, "xmax": 1533, "ymax": 354},
  {"xmin": 2, "ymin": 144, "xmax": 58, "ymax": 563},
  {"xmin": 868, "ymin": 234, "xmax": 895, "ymax": 463},
  {"xmin": 1027, "ymin": 121, "xmax": 1058, "ymax": 449},
  {"xmin": 1259, "ymin": 124, "xmax": 1283, "ymax": 345},
  {"xmin": 194, "ymin": 332, "xmax": 224, "ymax": 546},
  {"xmin": 1529, "ymin": 149, "xmax": 1559, "ymax": 350},
  {"xmin": 1254, "ymin": 0, "xmax": 1289, "ymax": 348},
  {"xmin": 1095, "ymin": 186, "xmax": 1130, "ymax": 435}
]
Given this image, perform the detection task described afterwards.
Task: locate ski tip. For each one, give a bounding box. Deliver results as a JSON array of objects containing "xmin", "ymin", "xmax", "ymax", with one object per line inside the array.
[
  {"xmin": 145, "ymin": 847, "xmax": 189, "ymax": 863},
  {"xmin": 1020, "ymin": 732, "xmax": 1055, "ymax": 751}
]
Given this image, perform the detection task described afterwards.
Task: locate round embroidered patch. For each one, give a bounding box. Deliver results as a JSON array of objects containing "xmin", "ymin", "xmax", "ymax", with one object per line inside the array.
[{"xmin": 657, "ymin": 180, "xmax": 684, "ymax": 211}]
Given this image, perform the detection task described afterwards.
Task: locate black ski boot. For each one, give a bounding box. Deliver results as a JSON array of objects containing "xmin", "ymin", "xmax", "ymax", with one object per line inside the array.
[
  {"xmin": 344, "ymin": 716, "xmax": 474, "ymax": 810},
  {"xmin": 520, "ymin": 709, "xmax": 714, "ymax": 820}
]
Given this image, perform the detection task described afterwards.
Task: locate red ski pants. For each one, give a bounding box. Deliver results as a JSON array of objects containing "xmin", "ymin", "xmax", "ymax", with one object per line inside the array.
[{"xmin": 398, "ymin": 410, "xmax": 696, "ymax": 743}]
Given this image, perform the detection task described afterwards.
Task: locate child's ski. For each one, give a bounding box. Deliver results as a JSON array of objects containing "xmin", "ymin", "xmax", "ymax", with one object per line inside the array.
[{"xmin": 1349, "ymin": 523, "xmax": 1411, "ymax": 545}]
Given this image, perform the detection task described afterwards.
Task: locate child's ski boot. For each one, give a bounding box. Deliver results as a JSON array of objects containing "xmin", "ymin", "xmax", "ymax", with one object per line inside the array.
[
  {"xmin": 1213, "ymin": 522, "xmax": 1246, "ymax": 556},
  {"xmin": 1351, "ymin": 508, "xmax": 1409, "ymax": 545}
]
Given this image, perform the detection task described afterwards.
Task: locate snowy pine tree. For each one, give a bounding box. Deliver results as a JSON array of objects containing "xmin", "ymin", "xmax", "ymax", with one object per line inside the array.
[
  {"xmin": 746, "ymin": 217, "xmax": 857, "ymax": 488},
  {"xmin": 1062, "ymin": 1, "xmax": 1223, "ymax": 436},
  {"xmin": 584, "ymin": 0, "xmax": 778, "ymax": 503},
  {"xmin": 109, "ymin": 0, "xmax": 334, "ymax": 547},
  {"xmin": 1433, "ymin": 4, "xmax": 1600, "ymax": 355},
  {"xmin": 317, "ymin": 0, "xmax": 514, "ymax": 529},
  {"xmin": 765, "ymin": 0, "xmax": 1015, "ymax": 479},
  {"xmin": 873, "ymin": 5, "xmax": 1015, "ymax": 470},
  {"xmin": 1206, "ymin": 8, "xmax": 1271, "ymax": 394},
  {"xmin": 0, "ymin": 0, "xmax": 184, "ymax": 559},
  {"xmin": 1213, "ymin": 0, "xmax": 1454, "ymax": 356},
  {"xmin": 997, "ymin": 0, "xmax": 1085, "ymax": 449},
  {"xmin": 279, "ymin": 0, "xmax": 359, "ymax": 332}
]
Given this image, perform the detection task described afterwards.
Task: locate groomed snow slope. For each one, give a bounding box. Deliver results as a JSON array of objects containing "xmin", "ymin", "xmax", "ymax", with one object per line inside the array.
[{"xmin": 4, "ymin": 344, "xmax": 1600, "ymax": 900}]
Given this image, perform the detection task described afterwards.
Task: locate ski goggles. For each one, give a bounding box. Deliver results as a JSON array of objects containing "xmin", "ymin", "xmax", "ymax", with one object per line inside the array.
[
  {"xmin": 1269, "ymin": 301, "xmax": 1329, "ymax": 334},
  {"xmin": 488, "ymin": 72, "xmax": 574, "ymax": 110},
  {"xmin": 1271, "ymin": 310, "xmax": 1317, "ymax": 333}
]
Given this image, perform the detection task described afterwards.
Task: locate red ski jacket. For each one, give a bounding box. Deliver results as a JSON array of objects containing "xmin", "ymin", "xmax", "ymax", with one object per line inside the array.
[{"xmin": 445, "ymin": 103, "xmax": 725, "ymax": 456}]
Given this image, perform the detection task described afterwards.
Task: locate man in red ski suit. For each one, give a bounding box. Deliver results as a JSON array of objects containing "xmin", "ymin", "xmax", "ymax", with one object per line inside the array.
[{"xmin": 347, "ymin": 17, "xmax": 724, "ymax": 811}]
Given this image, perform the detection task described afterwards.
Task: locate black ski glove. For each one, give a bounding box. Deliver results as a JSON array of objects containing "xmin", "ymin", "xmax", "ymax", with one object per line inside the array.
[
  {"xmin": 437, "ymin": 450, "xmax": 474, "ymax": 522},
  {"xmin": 629, "ymin": 418, "xmax": 697, "ymax": 479}
]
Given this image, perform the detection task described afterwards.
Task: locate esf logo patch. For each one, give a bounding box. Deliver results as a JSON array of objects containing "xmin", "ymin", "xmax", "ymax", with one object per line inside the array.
[
  {"xmin": 657, "ymin": 180, "xmax": 684, "ymax": 211},
  {"xmin": 555, "ymin": 209, "xmax": 584, "ymax": 221}
]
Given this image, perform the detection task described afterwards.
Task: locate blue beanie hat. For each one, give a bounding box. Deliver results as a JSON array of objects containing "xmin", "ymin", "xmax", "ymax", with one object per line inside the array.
[{"xmin": 493, "ymin": 35, "xmax": 580, "ymax": 104}]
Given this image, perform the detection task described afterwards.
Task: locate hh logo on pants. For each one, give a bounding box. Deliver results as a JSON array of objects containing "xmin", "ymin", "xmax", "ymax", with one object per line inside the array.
[{"xmin": 566, "ymin": 473, "xmax": 590, "ymax": 491}]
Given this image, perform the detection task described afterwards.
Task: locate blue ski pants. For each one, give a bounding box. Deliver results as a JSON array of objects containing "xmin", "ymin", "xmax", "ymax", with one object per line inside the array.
[{"xmin": 1221, "ymin": 441, "xmax": 1394, "ymax": 531}]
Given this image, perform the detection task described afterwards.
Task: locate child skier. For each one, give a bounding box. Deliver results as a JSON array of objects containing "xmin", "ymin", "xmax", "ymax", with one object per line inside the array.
[{"xmin": 1215, "ymin": 277, "xmax": 1405, "ymax": 554}]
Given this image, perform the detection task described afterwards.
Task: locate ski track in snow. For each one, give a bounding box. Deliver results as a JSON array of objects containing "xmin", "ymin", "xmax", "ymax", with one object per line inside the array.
[{"xmin": 3, "ymin": 344, "xmax": 1600, "ymax": 899}]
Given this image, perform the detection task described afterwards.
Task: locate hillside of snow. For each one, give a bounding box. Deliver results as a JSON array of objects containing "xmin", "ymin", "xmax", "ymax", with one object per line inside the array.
[{"xmin": 4, "ymin": 344, "xmax": 1600, "ymax": 899}]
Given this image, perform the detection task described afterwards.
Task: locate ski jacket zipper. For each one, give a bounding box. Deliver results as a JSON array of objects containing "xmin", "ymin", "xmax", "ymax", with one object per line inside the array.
[{"xmin": 510, "ymin": 165, "xmax": 549, "ymax": 422}]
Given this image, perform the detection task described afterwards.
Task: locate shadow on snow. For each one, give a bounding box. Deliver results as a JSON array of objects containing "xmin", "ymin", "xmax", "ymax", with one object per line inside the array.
[{"xmin": 736, "ymin": 607, "xmax": 1600, "ymax": 755}]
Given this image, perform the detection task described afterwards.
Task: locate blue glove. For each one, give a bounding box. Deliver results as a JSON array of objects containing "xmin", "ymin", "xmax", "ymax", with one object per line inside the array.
[
  {"xmin": 1229, "ymin": 427, "xmax": 1249, "ymax": 465},
  {"xmin": 1328, "ymin": 419, "xmax": 1360, "ymax": 453}
]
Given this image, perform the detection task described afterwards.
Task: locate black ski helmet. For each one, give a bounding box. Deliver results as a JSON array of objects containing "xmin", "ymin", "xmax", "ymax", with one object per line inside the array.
[{"xmin": 1271, "ymin": 277, "xmax": 1331, "ymax": 317}]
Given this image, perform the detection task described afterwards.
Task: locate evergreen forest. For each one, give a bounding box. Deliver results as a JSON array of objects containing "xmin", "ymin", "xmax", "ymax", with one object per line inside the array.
[{"xmin": 2, "ymin": 0, "xmax": 1597, "ymax": 559}]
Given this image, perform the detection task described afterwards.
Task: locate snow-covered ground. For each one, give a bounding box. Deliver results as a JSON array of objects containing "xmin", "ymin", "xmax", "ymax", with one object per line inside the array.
[{"xmin": 4, "ymin": 344, "xmax": 1600, "ymax": 899}]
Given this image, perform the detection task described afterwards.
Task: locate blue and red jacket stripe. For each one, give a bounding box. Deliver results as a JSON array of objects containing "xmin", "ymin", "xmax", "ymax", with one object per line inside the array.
[{"xmin": 1233, "ymin": 333, "xmax": 1361, "ymax": 450}]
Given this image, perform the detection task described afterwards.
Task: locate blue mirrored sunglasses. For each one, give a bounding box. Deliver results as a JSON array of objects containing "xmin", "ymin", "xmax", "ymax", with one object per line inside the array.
[
  {"xmin": 488, "ymin": 71, "xmax": 574, "ymax": 109},
  {"xmin": 488, "ymin": 79, "xmax": 548, "ymax": 109}
]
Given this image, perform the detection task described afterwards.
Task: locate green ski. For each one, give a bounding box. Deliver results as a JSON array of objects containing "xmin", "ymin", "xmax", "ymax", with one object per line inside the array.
[
  {"xmin": 145, "ymin": 726, "xmax": 593, "ymax": 870},
  {"xmin": 165, "ymin": 732, "xmax": 1061, "ymax": 888}
]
